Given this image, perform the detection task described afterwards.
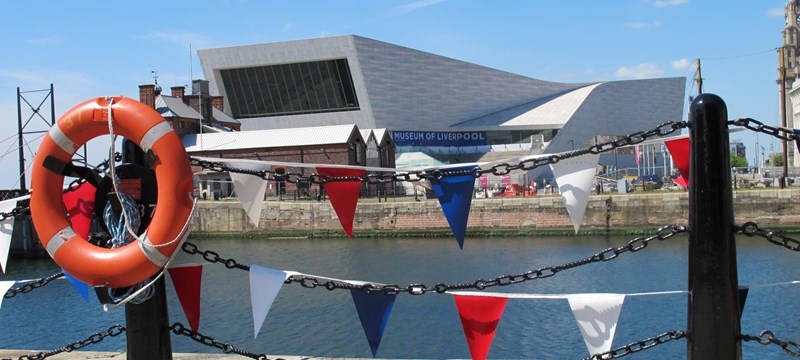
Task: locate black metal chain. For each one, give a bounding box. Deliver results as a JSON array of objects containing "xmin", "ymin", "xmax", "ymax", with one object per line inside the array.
[
  {"xmin": 583, "ymin": 330, "xmax": 686, "ymax": 360},
  {"xmin": 191, "ymin": 121, "xmax": 688, "ymax": 184},
  {"xmin": 736, "ymin": 222, "xmax": 800, "ymax": 252},
  {"xmin": 183, "ymin": 225, "xmax": 687, "ymax": 295},
  {"xmin": 0, "ymin": 153, "xmax": 122, "ymax": 221},
  {"xmin": 181, "ymin": 242, "xmax": 251, "ymax": 271},
  {"xmin": 0, "ymin": 324, "xmax": 126, "ymax": 360},
  {"xmin": 0, "ymin": 205, "xmax": 31, "ymax": 222},
  {"xmin": 169, "ymin": 322, "xmax": 280, "ymax": 360},
  {"xmin": 741, "ymin": 330, "xmax": 800, "ymax": 356},
  {"xmin": 3, "ymin": 272, "xmax": 64, "ymax": 299},
  {"xmin": 729, "ymin": 118, "xmax": 800, "ymax": 142}
]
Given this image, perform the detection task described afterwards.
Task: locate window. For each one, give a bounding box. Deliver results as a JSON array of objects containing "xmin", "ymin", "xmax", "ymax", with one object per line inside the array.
[{"xmin": 221, "ymin": 59, "xmax": 360, "ymax": 118}]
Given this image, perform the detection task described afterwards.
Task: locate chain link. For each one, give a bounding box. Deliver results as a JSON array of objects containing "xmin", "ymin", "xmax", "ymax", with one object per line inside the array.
[
  {"xmin": 0, "ymin": 325, "xmax": 126, "ymax": 360},
  {"xmin": 0, "ymin": 153, "xmax": 122, "ymax": 221},
  {"xmin": 181, "ymin": 242, "xmax": 251, "ymax": 271},
  {"xmin": 729, "ymin": 118, "xmax": 800, "ymax": 142},
  {"xmin": 735, "ymin": 222, "xmax": 800, "ymax": 252},
  {"xmin": 4, "ymin": 272, "xmax": 64, "ymax": 299},
  {"xmin": 741, "ymin": 330, "xmax": 800, "ymax": 356},
  {"xmin": 584, "ymin": 330, "xmax": 686, "ymax": 359},
  {"xmin": 191, "ymin": 121, "xmax": 689, "ymax": 184},
  {"xmin": 183, "ymin": 225, "xmax": 686, "ymax": 295},
  {"xmin": 169, "ymin": 322, "xmax": 281, "ymax": 360}
]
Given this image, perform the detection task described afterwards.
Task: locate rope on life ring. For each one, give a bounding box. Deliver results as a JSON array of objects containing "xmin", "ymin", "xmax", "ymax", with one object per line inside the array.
[{"xmin": 30, "ymin": 96, "xmax": 195, "ymax": 288}]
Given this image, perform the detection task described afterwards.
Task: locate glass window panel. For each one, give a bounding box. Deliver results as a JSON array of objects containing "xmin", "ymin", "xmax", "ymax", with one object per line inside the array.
[{"xmin": 220, "ymin": 58, "xmax": 359, "ymax": 118}]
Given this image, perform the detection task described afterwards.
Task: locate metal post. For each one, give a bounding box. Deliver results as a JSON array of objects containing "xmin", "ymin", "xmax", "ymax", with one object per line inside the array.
[
  {"xmin": 687, "ymin": 94, "xmax": 741, "ymax": 359},
  {"xmin": 17, "ymin": 87, "xmax": 25, "ymax": 191},
  {"xmin": 122, "ymin": 138, "xmax": 173, "ymax": 360}
]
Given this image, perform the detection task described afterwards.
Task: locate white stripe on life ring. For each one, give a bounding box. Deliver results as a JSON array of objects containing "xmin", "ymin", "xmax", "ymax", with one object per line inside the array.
[
  {"xmin": 48, "ymin": 124, "xmax": 76, "ymax": 155},
  {"xmin": 138, "ymin": 231, "xmax": 169, "ymax": 268},
  {"xmin": 46, "ymin": 226, "xmax": 76, "ymax": 258},
  {"xmin": 139, "ymin": 121, "xmax": 172, "ymax": 153}
]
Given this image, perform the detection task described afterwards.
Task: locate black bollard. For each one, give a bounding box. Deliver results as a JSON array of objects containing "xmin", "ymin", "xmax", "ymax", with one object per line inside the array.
[
  {"xmin": 122, "ymin": 138, "xmax": 173, "ymax": 360},
  {"xmin": 687, "ymin": 94, "xmax": 741, "ymax": 359}
]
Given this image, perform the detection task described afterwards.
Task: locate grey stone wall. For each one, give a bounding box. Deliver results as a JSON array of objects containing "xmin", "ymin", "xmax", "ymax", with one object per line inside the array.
[{"xmin": 190, "ymin": 189, "xmax": 800, "ymax": 234}]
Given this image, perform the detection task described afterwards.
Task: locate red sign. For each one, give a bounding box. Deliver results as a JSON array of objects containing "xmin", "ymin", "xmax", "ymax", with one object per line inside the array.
[
  {"xmin": 501, "ymin": 174, "xmax": 511, "ymax": 186},
  {"xmin": 480, "ymin": 176, "xmax": 488, "ymax": 188}
]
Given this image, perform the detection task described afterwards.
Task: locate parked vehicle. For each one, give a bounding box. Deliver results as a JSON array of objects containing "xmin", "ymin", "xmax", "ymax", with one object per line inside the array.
[{"xmin": 632, "ymin": 174, "xmax": 663, "ymax": 190}]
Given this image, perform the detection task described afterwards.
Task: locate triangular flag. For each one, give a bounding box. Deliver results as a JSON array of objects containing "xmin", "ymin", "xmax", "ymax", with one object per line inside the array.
[
  {"xmin": 430, "ymin": 166, "xmax": 477, "ymax": 249},
  {"xmin": 550, "ymin": 153, "xmax": 600, "ymax": 233},
  {"xmin": 317, "ymin": 167, "xmax": 364, "ymax": 237},
  {"xmin": 738, "ymin": 287, "xmax": 749, "ymax": 316},
  {"xmin": 227, "ymin": 161, "xmax": 270, "ymax": 227},
  {"xmin": 350, "ymin": 289, "xmax": 397, "ymax": 357},
  {"xmin": 0, "ymin": 281, "xmax": 14, "ymax": 310},
  {"xmin": 168, "ymin": 264, "xmax": 204, "ymax": 332},
  {"xmin": 62, "ymin": 182, "xmax": 96, "ymax": 239},
  {"xmin": 567, "ymin": 294, "xmax": 625, "ymax": 357},
  {"xmin": 0, "ymin": 199, "xmax": 16, "ymax": 273},
  {"xmin": 453, "ymin": 294, "xmax": 508, "ymax": 360},
  {"xmin": 250, "ymin": 264, "xmax": 288, "ymax": 338},
  {"xmin": 665, "ymin": 137, "xmax": 690, "ymax": 188},
  {"xmin": 63, "ymin": 270, "xmax": 90, "ymax": 302}
]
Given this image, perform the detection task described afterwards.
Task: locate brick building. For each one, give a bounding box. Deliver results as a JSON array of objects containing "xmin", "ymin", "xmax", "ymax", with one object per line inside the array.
[{"xmin": 182, "ymin": 124, "xmax": 387, "ymax": 198}]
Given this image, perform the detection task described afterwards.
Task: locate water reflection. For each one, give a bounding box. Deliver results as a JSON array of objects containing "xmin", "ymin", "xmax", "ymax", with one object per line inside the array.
[{"xmin": 0, "ymin": 235, "xmax": 799, "ymax": 359}]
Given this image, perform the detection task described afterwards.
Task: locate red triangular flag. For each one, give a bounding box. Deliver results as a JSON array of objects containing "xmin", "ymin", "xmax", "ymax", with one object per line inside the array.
[
  {"xmin": 317, "ymin": 167, "xmax": 364, "ymax": 237},
  {"xmin": 62, "ymin": 182, "xmax": 96, "ymax": 238},
  {"xmin": 453, "ymin": 295, "xmax": 508, "ymax": 360},
  {"xmin": 665, "ymin": 137, "xmax": 690, "ymax": 188},
  {"xmin": 168, "ymin": 264, "xmax": 203, "ymax": 332}
]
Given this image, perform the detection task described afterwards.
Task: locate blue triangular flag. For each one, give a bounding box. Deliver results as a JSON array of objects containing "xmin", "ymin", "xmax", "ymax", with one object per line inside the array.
[
  {"xmin": 63, "ymin": 269, "xmax": 89, "ymax": 302},
  {"xmin": 738, "ymin": 287, "xmax": 749, "ymax": 316},
  {"xmin": 431, "ymin": 166, "xmax": 477, "ymax": 249},
  {"xmin": 350, "ymin": 289, "xmax": 397, "ymax": 357}
]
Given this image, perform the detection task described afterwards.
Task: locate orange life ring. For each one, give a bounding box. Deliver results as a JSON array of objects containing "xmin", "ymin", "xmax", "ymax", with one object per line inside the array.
[{"xmin": 30, "ymin": 96, "xmax": 194, "ymax": 288}]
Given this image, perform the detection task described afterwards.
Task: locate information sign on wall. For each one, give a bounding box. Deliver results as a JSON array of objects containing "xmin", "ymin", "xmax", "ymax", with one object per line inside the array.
[{"xmin": 392, "ymin": 130, "xmax": 488, "ymax": 147}]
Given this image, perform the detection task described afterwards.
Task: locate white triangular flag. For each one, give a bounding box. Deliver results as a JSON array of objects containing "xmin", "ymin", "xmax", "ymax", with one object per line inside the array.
[
  {"xmin": 225, "ymin": 160, "xmax": 270, "ymax": 227},
  {"xmin": 0, "ymin": 281, "xmax": 15, "ymax": 310},
  {"xmin": 567, "ymin": 293, "xmax": 625, "ymax": 357},
  {"xmin": 249, "ymin": 264, "xmax": 288, "ymax": 338},
  {"xmin": 0, "ymin": 199, "xmax": 18, "ymax": 273},
  {"xmin": 550, "ymin": 153, "xmax": 600, "ymax": 233}
]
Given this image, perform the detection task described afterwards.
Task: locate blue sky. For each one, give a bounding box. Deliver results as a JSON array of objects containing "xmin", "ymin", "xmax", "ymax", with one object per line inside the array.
[{"xmin": 0, "ymin": 0, "xmax": 789, "ymax": 189}]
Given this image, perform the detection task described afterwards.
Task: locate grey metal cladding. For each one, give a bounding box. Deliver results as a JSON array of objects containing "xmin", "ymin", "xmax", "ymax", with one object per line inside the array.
[
  {"xmin": 351, "ymin": 35, "xmax": 588, "ymax": 131},
  {"xmin": 545, "ymin": 77, "xmax": 687, "ymax": 154}
]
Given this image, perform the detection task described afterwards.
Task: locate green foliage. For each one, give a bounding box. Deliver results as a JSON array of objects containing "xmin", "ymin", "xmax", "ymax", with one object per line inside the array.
[
  {"xmin": 772, "ymin": 153, "xmax": 784, "ymax": 167},
  {"xmin": 730, "ymin": 152, "xmax": 748, "ymax": 168}
]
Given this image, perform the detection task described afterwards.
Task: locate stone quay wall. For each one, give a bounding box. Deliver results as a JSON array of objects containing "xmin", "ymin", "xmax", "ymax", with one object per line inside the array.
[{"xmin": 190, "ymin": 189, "xmax": 800, "ymax": 234}]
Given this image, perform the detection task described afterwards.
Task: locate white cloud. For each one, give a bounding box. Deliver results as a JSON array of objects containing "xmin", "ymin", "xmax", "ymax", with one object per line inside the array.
[
  {"xmin": 653, "ymin": 0, "xmax": 688, "ymax": 7},
  {"xmin": 767, "ymin": 7, "xmax": 784, "ymax": 17},
  {"xmin": 391, "ymin": 0, "xmax": 447, "ymax": 15},
  {"xmin": 624, "ymin": 21, "xmax": 661, "ymax": 29},
  {"xmin": 283, "ymin": 23, "xmax": 293, "ymax": 32},
  {"xmin": 27, "ymin": 36, "xmax": 62, "ymax": 45},
  {"xmin": 671, "ymin": 58, "xmax": 693, "ymax": 71},
  {"xmin": 614, "ymin": 63, "xmax": 665, "ymax": 79}
]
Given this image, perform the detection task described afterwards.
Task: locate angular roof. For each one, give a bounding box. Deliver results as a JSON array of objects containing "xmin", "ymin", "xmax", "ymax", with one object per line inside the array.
[
  {"xmin": 155, "ymin": 95, "xmax": 201, "ymax": 120},
  {"xmin": 213, "ymin": 107, "xmax": 239, "ymax": 124},
  {"xmin": 183, "ymin": 124, "xmax": 362, "ymax": 152},
  {"xmin": 451, "ymin": 84, "xmax": 601, "ymax": 130}
]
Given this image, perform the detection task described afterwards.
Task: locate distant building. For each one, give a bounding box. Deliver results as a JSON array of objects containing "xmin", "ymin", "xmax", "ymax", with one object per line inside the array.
[
  {"xmin": 782, "ymin": 0, "xmax": 800, "ymax": 166},
  {"xmin": 197, "ymin": 35, "xmax": 684, "ymax": 156}
]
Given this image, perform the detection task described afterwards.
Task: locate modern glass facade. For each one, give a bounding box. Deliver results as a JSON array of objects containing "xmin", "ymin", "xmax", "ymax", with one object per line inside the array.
[{"xmin": 220, "ymin": 59, "xmax": 359, "ymax": 119}]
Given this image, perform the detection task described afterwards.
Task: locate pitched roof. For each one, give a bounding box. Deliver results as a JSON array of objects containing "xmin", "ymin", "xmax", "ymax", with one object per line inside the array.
[
  {"xmin": 155, "ymin": 95, "xmax": 202, "ymax": 120},
  {"xmin": 183, "ymin": 124, "xmax": 361, "ymax": 152},
  {"xmin": 213, "ymin": 107, "xmax": 239, "ymax": 124}
]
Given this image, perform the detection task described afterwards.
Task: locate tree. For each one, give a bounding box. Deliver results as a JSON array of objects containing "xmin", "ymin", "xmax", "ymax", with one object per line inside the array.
[
  {"xmin": 772, "ymin": 153, "xmax": 784, "ymax": 167},
  {"xmin": 730, "ymin": 152, "xmax": 748, "ymax": 168}
]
